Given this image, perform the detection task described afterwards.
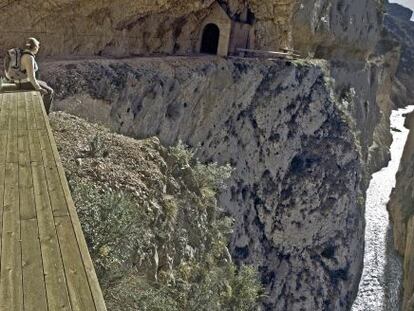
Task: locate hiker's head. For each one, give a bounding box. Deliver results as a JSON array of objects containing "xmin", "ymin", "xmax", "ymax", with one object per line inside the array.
[{"xmin": 25, "ymin": 37, "xmax": 40, "ymax": 54}]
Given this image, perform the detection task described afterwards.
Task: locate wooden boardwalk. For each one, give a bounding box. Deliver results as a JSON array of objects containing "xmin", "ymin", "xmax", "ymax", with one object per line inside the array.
[{"xmin": 0, "ymin": 91, "xmax": 106, "ymax": 311}]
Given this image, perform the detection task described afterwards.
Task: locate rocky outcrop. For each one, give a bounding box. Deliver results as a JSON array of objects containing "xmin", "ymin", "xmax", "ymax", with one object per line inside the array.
[
  {"xmin": 292, "ymin": 0, "xmax": 383, "ymax": 60},
  {"xmin": 367, "ymin": 32, "xmax": 401, "ymax": 173},
  {"xmin": 42, "ymin": 57, "xmax": 370, "ymax": 310},
  {"xmin": 384, "ymin": 1, "xmax": 414, "ymax": 108},
  {"xmin": 0, "ymin": 0, "xmax": 383, "ymax": 59},
  {"xmin": 384, "ymin": 4, "xmax": 414, "ymax": 311},
  {"xmin": 49, "ymin": 112, "xmax": 262, "ymax": 310},
  {"xmin": 290, "ymin": 0, "xmax": 396, "ymax": 176},
  {"xmin": 0, "ymin": 0, "xmax": 295, "ymax": 57},
  {"xmin": 388, "ymin": 111, "xmax": 414, "ymax": 311}
]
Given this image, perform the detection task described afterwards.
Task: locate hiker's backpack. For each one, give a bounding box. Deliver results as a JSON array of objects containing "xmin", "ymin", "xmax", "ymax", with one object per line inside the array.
[{"xmin": 4, "ymin": 48, "xmax": 32, "ymax": 81}]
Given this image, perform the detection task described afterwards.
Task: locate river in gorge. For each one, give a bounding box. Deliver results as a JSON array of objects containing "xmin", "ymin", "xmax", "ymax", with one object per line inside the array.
[{"xmin": 352, "ymin": 105, "xmax": 414, "ymax": 311}]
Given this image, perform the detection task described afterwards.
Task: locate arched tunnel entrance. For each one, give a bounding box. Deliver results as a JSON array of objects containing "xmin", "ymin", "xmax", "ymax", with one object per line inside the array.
[{"xmin": 200, "ymin": 23, "xmax": 220, "ymax": 55}]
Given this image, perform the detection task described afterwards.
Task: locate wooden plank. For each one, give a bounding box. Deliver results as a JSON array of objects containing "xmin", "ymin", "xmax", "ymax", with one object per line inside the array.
[
  {"xmin": 236, "ymin": 48, "xmax": 300, "ymax": 58},
  {"xmin": 31, "ymin": 162, "xmax": 72, "ymax": 311},
  {"xmin": 0, "ymin": 131, "xmax": 7, "ymax": 166},
  {"xmin": 17, "ymin": 92, "xmax": 27, "ymax": 131},
  {"xmin": 25, "ymin": 92, "xmax": 37, "ymax": 131},
  {"xmin": 19, "ymin": 165, "xmax": 49, "ymax": 310},
  {"xmin": 32, "ymin": 93, "xmax": 46, "ymax": 130},
  {"xmin": 0, "ymin": 163, "xmax": 23, "ymax": 311},
  {"xmin": 0, "ymin": 99, "xmax": 6, "ymax": 278},
  {"xmin": 25, "ymin": 92, "xmax": 42, "ymax": 162},
  {"xmin": 38, "ymin": 130, "xmax": 69, "ymax": 217},
  {"xmin": 0, "ymin": 163, "xmax": 5, "ymax": 267},
  {"xmin": 28, "ymin": 131, "xmax": 43, "ymax": 163},
  {"xmin": 21, "ymin": 219, "xmax": 48, "ymax": 311},
  {"xmin": 38, "ymin": 130, "xmax": 55, "ymax": 166},
  {"xmin": 6, "ymin": 129, "xmax": 18, "ymax": 163},
  {"xmin": 19, "ymin": 165, "xmax": 36, "ymax": 221},
  {"xmin": 17, "ymin": 130, "xmax": 30, "ymax": 168},
  {"xmin": 6, "ymin": 94, "xmax": 18, "ymax": 163},
  {"xmin": 36, "ymin": 93, "xmax": 107, "ymax": 310},
  {"xmin": 0, "ymin": 94, "xmax": 9, "ymax": 130},
  {"xmin": 55, "ymin": 216, "xmax": 96, "ymax": 311},
  {"xmin": 8, "ymin": 92, "xmax": 18, "ymax": 133}
]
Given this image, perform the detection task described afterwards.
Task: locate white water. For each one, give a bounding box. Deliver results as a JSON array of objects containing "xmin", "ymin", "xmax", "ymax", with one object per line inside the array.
[{"xmin": 352, "ymin": 106, "xmax": 414, "ymax": 311}]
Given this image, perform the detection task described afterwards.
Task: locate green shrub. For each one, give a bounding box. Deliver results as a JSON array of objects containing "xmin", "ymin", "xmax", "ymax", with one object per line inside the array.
[
  {"xmin": 72, "ymin": 184, "xmax": 153, "ymax": 286},
  {"xmin": 88, "ymin": 134, "xmax": 109, "ymax": 157},
  {"xmin": 72, "ymin": 142, "xmax": 262, "ymax": 310}
]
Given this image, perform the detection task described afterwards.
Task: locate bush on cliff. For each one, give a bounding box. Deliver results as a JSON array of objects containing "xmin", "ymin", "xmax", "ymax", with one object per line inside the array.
[{"xmin": 59, "ymin": 125, "xmax": 263, "ymax": 310}]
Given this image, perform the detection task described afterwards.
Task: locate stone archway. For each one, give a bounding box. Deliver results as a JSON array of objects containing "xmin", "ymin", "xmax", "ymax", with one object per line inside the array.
[{"xmin": 200, "ymin": 23, "xmax": 220, "ymax": 54}]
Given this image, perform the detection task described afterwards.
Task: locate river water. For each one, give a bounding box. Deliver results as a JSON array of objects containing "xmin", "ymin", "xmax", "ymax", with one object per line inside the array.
[{"xmin": 352, "ymin": 106, "xmax": 414, "ymax": 311}]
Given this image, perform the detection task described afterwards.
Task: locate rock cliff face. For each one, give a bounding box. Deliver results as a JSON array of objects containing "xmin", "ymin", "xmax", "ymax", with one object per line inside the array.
[
  {"xmin": 384, "ymin": 1, "xmax": 414, "ymax": 108},
  {"xmin": 43, "ymin": 57, "xmax": 370, "ymax": 310},
  {"xmin": 384, "ymin": 4, "xmax": 414, "ymax": 311},
  {"xmin": 0, "ymin": 0, "xmax": 382, "ymax": 59},
  {"xmin": 388, "ymin": 112, "xmax": 414, "ymax": 311},
  {"xmin": 0, "ymin": 0, "xmax": 295, "ymax": 57},
  {"xmin": 26, "ymin": 3, "xmax": 391, "ymax": 309},
  {"xmin": 404, "ymin": 216, "xmax": 414, "ymax": 311},
  {"xmin": 49, "ymin": 112, "xmax": 262, "ymax": 310},
  {"xmin": 0, "ymin": 0, "xmax": 396, "ymax": 309},
  {"xmin": 292, "ymin": 0, "xmax": 383, "ymax": 60}
]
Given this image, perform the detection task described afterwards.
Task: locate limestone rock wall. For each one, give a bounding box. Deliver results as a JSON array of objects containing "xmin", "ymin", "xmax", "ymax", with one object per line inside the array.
[
  {"xmin": 292, "ymin": 0, "xmax": 383, "ymax": 59},
  {"xmin": 384, "ymin": 2, "xmax": 414, "ymax": 108},
  {"xmin": 42, "ymin": 57, "xmax": 370, "ymax": 310},
  {"xmin": 384, "ymin": 4, "xmax": 414, "ymax": 311},
  {"xmin": 367, "ymin": 33, "xmax": 401, "ymax": 173},
  {"xmin": 0, "ymin": 0, "xmax": 294, "ymax": 57},
  {"xmin": 404, "ymin": 216, "xmax": 414, "ymax": 311},
  {"xmin": 388, "ymin": 112, "xmax": 414, "ymax": 311},
  {"xmin": 0, "ymin": 0, "xmax": 394, "ymax": 309},
  {"xmin": 0, "ymin": 0, "xmax": 382, "ymax": 59}
]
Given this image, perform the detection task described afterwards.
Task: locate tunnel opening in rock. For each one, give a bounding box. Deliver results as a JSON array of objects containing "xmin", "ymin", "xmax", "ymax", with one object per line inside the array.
[{"xmin": 200, "ymin": 23, "xmax": 220, "ymax": 55}]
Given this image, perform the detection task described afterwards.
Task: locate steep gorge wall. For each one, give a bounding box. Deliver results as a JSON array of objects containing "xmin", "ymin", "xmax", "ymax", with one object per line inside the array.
[
  {"xmin": 0, "ymin": 0, "xmax": 392, "ymax": 175},
  {"xmin": 291, "ymin": 0, "xmax": 396, "ymax": 176},
  {"xmin": 0, "ymin": 0, "xmax": 382, "ymax": 59},
  {"xmin": 0, "ymin": 0, "xmax": 295, "ymax": 57},
  {"xmin": 388, "ymin": 112, "xmax": 414, "ymax": 311},
  {"xmin": 42, "ymin": 56, "xmax": 387, "ymax": 310},
  {"xmin": 384, "ymin": 2, "xmax": 414, "ymax": 108},
  {"xmin": 0, "ymin": 0, "xmax": 397, "ymax": 309},
  {"xmin": 384, "ymin": 3, "xmax": 414, "ymax": 311},
  {"xmin": 24, "ymin": 1, "xmax": 392, "ymax": 309},
  {"xmin": 292, "ymin": 0, "xmax": 383, "ymax": 60}
]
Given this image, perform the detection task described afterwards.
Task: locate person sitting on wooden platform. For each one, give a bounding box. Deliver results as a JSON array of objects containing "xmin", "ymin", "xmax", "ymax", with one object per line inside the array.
[{"xmin": 3, "ymin": 37, "xmax": 54, "ymax": 114}]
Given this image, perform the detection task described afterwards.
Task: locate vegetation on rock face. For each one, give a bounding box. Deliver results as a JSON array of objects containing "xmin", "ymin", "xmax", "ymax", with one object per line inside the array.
[{"xmin": 51, "ymin": 112, "xmax": 262, "ymax": 311}]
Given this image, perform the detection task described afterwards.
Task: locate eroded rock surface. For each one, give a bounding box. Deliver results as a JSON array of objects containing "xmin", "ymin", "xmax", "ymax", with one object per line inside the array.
[
  {"xmin": 0, "ymin": 0, "xmax": 382, "ymax": 59},
  {"xmin": 42, "ymin": 57, "xmax": 371, "ymax": 310},
  {"xmin": 388, "ymin": 111, "xmax": 414, "ymax": 311},
  {"xmin": 292, "ymin": 0, "xmax": 383, "ymax": 60},
  {"xmin": 0, "ymin": 0, "xmax": 294, "ymax": 57},
  {"xmin": 385, "ymin": 1, "xmax": 414, "ymax": 108},
  {"xmin": 384, "ymin": 3, "xmax": 414, "ymax": 311},
  {"xmin": 0, "ymin": 0, "xmax": 397, "ymax": 309}
]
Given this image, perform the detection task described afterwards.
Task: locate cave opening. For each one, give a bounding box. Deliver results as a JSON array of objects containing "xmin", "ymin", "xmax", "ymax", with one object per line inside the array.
[{"xmin": 200, "ymin": 23, "xmax": 220, "ymax": 55}]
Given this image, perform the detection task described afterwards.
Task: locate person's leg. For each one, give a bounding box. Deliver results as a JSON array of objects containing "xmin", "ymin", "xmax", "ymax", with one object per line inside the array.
[{"xmin": 37, "ymin": 80, "xmax": 54, "ymax": 114}]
